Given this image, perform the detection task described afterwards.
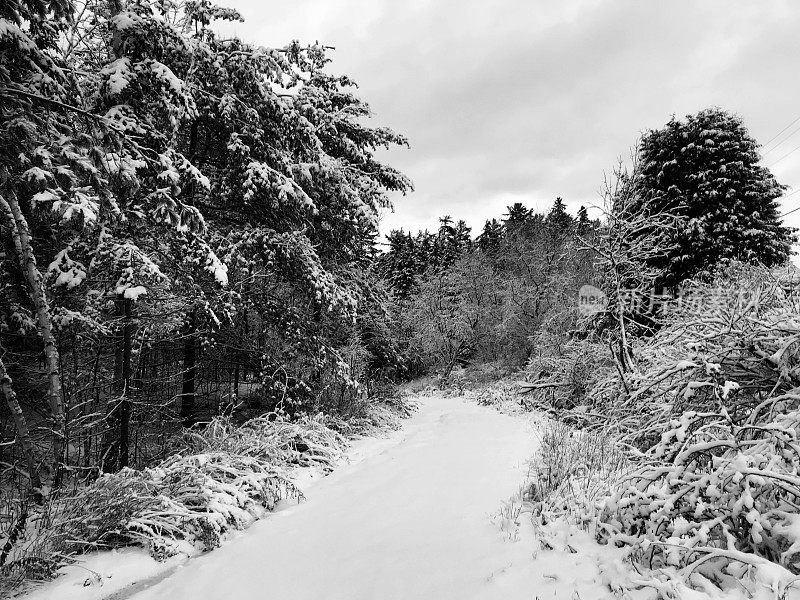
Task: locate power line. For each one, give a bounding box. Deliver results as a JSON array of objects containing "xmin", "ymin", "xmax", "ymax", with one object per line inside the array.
[
  {"xmin": 779, "ymin": 188, "xmax": 800, "ymax": 219},
  {"xmin": 782, "ymin": 204, "xmax": 800, "ymax": 218},
  {"xmin": 763, "ymin": 115, "xmax": 800, "ymax": 148},
  {"xmin": 767, "ymin": 142, "xmax": 800, "ymax": 168},
  {"xmin": 782, "ymin": 188, "xmax": 800, "ymax": 199},
  {"xmin": 762, "ymin": 122, "xmax": 800, "ymax": 156}
]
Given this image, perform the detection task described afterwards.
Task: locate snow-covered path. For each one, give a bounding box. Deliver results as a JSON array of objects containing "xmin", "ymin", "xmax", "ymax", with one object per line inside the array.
[{"xmin": 128, "ymin": 395, "xmax": 538, "ymax": 600}]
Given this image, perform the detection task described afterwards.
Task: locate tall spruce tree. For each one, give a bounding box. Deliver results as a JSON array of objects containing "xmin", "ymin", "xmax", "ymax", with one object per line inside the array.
[
  {"xmin": 634, "ymin": 107, "xmax": 796, "ymax": 285},
  {"xmin": 434, "ymin": 215, "xmax": 459, "ymax": 269},
  {"xmin": 380, "ymin": 230, "xmax": 418, "ymax": 297},
  {"xmin": 503, "ymin": 202, "xmax": 531, "ymax": 228},
  {"xmin": 476, "ymin": 218, "xmax": 503, "ymax": 252},
  {"xmin": 545, "ymin": 197, "xmax": 573, "ymax": 232},
  {"xmin": 576, "ymin": 205, "xmax": 591, "ymax": 235},
  {"xmin": 453, "ymin": 219, "xmax": 472, "ymax": 253}
]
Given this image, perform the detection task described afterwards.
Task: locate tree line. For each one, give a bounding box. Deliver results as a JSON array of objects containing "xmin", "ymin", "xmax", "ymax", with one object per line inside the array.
[
  {"xmin": 378, "ymin": 197, "xmax": 598, "ymax": 379},
  {"xmin": 379, "ymin": 107, "xmax": 795, "ymax": 382}
]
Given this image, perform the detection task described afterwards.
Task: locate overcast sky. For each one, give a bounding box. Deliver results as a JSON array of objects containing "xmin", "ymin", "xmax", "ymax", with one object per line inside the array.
[{"xmin": 219, "ymin": 0, "xmax": 800, "ymax": 242}]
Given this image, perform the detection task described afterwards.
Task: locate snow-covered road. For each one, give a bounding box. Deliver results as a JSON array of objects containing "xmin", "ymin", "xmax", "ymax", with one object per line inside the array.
[{"xmin": 127, "ymin": 395, "xmax": 539, "ymax": 600}]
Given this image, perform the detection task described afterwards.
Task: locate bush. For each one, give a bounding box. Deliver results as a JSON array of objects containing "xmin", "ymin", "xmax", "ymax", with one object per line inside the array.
[
  {"xmin": 1, "ymin": 407, "xmax": 394, "ymax": 592},
  {"xmin": 521, "ymin": 334, "xmax": 614, "ymax": 419},
  {"xmin": 180, "ymin": 413, "xmax": 347, "ymax": 473},
  {"xmin": 1, "ymin": 453, "xmax": 299, "ymax": 593},
  {"xmin": 592, "ymin": 263, "xmax": 800, "ymax": 593},
  {"xmin": 514, "ymin": 262, "xmax": 800, "ymax": 595},
  {"xmin": 605, "ymin": 398, "xmax": 800, "ymax": 583}
]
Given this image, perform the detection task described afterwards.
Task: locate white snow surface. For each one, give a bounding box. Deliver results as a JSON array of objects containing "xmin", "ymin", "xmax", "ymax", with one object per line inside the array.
[
  {"xmin": 132, "ymin": 395, "xmax": 542, "ymax": 600},
  {"xmin": 25, "ymin": 395, "xmax": 663, "ymax": 600}
]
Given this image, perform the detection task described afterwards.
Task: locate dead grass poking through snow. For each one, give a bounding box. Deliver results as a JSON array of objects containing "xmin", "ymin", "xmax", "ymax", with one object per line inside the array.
[
  {"xmin": 493, "ymin": 415, "xmax": 632, "ymax": 544},
  {"xmin": 527, "ymin": 418, "xmax": 631, "ymax": 525}
]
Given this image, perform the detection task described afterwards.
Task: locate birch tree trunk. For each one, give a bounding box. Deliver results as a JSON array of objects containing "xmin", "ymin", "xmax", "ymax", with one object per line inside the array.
[
  {"xmin": 0, "ymin": 192, "xmax": 66, "ymax": 485},
  {"xmin": 0, "ymin": 353, "xmax": 42, "ymax": 496}
]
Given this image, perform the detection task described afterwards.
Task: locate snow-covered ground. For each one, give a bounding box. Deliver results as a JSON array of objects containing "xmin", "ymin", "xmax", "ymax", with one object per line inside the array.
[{"xmin": 25, "ymin": 395, "xmax": 653, "ymax": 600}]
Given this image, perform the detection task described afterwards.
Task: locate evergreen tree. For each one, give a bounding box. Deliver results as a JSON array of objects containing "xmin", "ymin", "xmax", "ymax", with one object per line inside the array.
[
  {"xmin": 454, "ymin": 219, "xmax": 472, "ymax": 253},
  {"xmin": 414, "ymin": 230, "xmax": 435, "ymax": 273},
  {"xmin": 476, "ymin": 219, "xmax": 503, "ymax": 252},
  {"xmin": 502, "ymin": 202, "xmax": 535, "ymax": 241},
  {"xmin": 503, "ymin": 202, "xmax": 531, "ymax": 228},
  {"xmin": 0, "ymin": 0, "xmax": 77, "ymax": 490},
  {"xmin": 380, "ymin": 230, "xmax": 418, "ymax": 297},
  {"xmin": 435, "ymin": 215, "xmax": 459, "ymax": 269},
  {"xmin": 634, "ymin": 107, "xmax": 796, "ymax": 285},
  {"xmin": 0, "ymin": 0, "xmax": 412, "ymax": 487},
  {"xmin": 545, "ymin": 197, "xmax": 573, "ymax": 232},
  {"xmin": 576, "ymin": 205, "xmax": 591, "ymax": 235}
]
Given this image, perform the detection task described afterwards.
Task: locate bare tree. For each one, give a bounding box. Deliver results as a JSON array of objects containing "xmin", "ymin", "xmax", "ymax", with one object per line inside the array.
[{"xmin": 578, "ymin": 153, "xmax": 679, "ymax": 375}]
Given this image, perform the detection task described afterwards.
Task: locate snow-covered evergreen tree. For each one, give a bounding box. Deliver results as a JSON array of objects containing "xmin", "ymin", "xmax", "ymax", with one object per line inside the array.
[
  {"xmin": 1, "ymin": 0, "xmax": 84, "ymax": 484},
  {"xmin": 453, "ymin": 219, "xmax": 472, "ymax": 254},
  {"xmin": 503, "ymin": 202, "xmax": 531, "ymax": 229},
  {"xmin": 634, "ymin": 107, "xmax": 796, "ymax": 285},
  {"xmin": 0, "ymin": 0, "xmax": 412, "ymax": 487}
]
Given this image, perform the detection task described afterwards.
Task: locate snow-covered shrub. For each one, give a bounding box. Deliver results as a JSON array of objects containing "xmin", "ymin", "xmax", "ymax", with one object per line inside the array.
[
  {"xmin": 124, "ymin": 452, "xmax": 299, "ymax": 555},
  {"xmin": 180, "ymin": 413, "xmax": 347, "ymax": 473},
  {"xmin": 521, "ymin": 335, "xmax": 614, "ymax": 421},
  {"xmin": 40, "ymin": 451, "xmax": 299, "ymax": 562},
  {"xmin": 605, "ymin": 399, "xmax": 800, "ymax": 588},
  {"xmin": 596, "ymin": 263, "xmax": 800, "ymax": 593},
  {"xmin": 492, "ymin": 416, "xmax": 631, "ymax": 566},
  {"xmin": 328, "ymin": 398, "xmax": 412, "ymax": 436},
  {"xmin": 472, "ymin": 381, "xmax": 518, "ymax": 407},
  {"xmin": 0, "ymin": 496, "xmax": 62, "ymax": 591},
  {"xmin": 1, "ymin": 407, "xmax": 389, "ymax": 587},
  {"xmin": 467, "ymin": 379, "xmax": 528, "ymax": 414},
  {"xmin": 590, "ymin": 263, "xmax": 800, "ymax": 445}
]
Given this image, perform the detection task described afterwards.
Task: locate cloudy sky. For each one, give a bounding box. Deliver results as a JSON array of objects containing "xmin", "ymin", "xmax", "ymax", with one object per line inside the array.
[{"xmin": 220, "ymin": 0, "xmax": 800, "ymax": 241}]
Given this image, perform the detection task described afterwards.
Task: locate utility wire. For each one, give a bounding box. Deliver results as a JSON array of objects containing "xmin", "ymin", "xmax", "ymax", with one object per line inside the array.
[
  {"xmin": 782, "ymin": 204, "xmax": 800, "ymax": 218},
  {"xmin": 779, "ymin": 188, "xmax": 800, "ymax": 219},
  {"xmin": 762, "ymin": 122, "xmax": 800, "ymax": 156},
  {"xmin": 767, "ymin": 142, "xmax": 800, "ymax": 168},
  {"xmin": 782, "ymin": 188, "xmax": 800, "ymax": 199},
  {"xmin": 763, "ymin": 115, "xmax": 800, "ymax": 148}
]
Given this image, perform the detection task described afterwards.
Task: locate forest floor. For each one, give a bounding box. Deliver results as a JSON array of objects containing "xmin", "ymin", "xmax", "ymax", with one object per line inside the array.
[{"xmin": 25, "ymin": 395, "xmax": 649, "ymax": 600}]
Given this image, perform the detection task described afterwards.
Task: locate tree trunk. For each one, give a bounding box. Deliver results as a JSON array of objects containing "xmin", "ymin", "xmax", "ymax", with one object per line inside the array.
[
  {"xmin": 232, "ymin": 364, "xmax": 239, "ymax": 413},
  {"xmin": 86, "ymin": 349, "xmax": 102, "ymax": 468},
  {"xmin": 180, "ymin": 308, "xmax": 197, "ymax": 428},
  {"xmin": 0, "ymin": 354, "xmax": 42, "ymax": 499},
  {"xmin": 101, "ymin": 296, "xmax": 135, "ymax": 471},
  {"xmin": 0, "ymin": 192, "xmax": 65, "ymax": 486},
  {"xmin": 119, "ymin": 297, "xmax": 134, "ymax": 468},
  {"xmin": 101, "ymin": 301, "xmax": 122, "ymax": 472}
]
